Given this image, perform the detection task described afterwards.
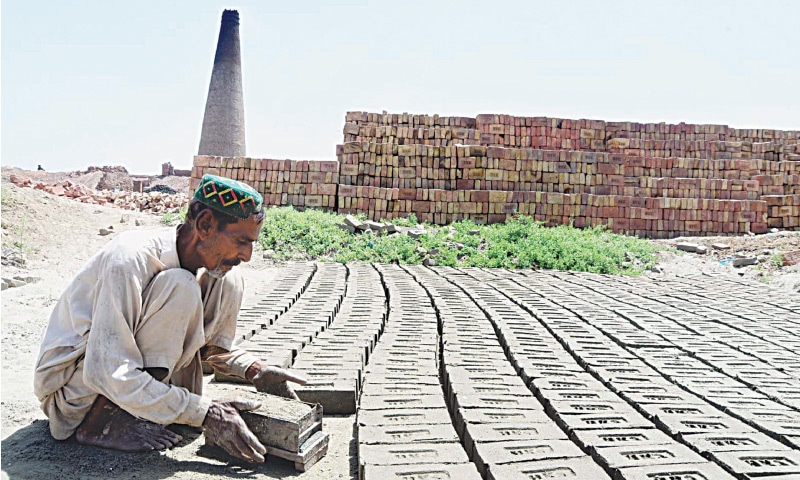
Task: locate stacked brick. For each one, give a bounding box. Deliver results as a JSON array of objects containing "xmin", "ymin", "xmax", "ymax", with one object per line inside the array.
[
  {"xmin": 333, "ymin": 112, "xmax": 799, "ymax": 236},
  {"xmin": 191, "ymin": 156, "xmax": 338, "ymax": 210},
  {"xmin": 189, "ymin": 111, "xmax": 799, "ymax": 238},
  {"xmin": 335, "ymin": 142, "xmax": 781, "ymax": 237},
  {"xmin": 343, "ymin": 112, "xmax": 800, "ymax": 160}
]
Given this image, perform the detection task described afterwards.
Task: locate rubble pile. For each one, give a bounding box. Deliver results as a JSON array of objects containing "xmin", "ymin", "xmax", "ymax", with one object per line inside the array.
[{"xmin": 9, "ymin": 175, "xmax": 187, "ymax": 214}]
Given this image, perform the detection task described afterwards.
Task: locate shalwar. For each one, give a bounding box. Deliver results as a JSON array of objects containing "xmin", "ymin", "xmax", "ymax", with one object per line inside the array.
[{"xmin": 34, "ymin": 227, "xmax": 257, "ymax": 440}]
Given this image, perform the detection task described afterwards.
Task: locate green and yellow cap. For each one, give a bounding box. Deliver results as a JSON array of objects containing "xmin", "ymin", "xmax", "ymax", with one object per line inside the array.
[{"xmin": 194, "ymin": 174, "xmax": 263, "ymax": 219}]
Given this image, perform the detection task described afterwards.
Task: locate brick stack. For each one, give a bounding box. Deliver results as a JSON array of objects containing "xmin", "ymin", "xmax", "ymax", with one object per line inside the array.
[
  {"xmin": 191, "ymin": 156, "xmax": 338, "ymax": 210},
  {"xmin": 344, "ymin": 112, "xmax": 800, "ymax": 161},
  {"xmin": 333, "ymin": 112, "xmax": 799, "ymax": 236},
  {"xmin": 188, "ymin": 111, "xmax": 799, "ymax": 238}
]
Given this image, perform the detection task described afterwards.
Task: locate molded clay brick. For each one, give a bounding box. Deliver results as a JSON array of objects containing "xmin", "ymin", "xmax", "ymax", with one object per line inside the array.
[
  {"xmin": 293, "ymin": 368, "xmax": 362, "ymax": 389},
  {"xmin": 358, "ymin": 423, "xmax": 459, "ymax": 448},
  {"xmin": 357, "ymin": 408, "xmax": 454, "ymax": 427},
  {"xmin": 361, "ymin": 384, "xmax": 443, "ymax": 397},
  {"xmin": 571, "ymin": 428, "xmax": 674, "ymax": 453},
  {"xmin": 637, "ymin": 402, "xmax": 727, "ymax": 422},
  {"xmin": 472, "ymin": 439, "xmax": 584, "ymax": 477},
  {"xmin": 463, "ymin": 422, "xmax": 568, "ymax": 457},
  {"xmin": 683, "ymin": 430, "xmax": 786, "ymax": 454},
  {"xmin": 620, "ymin": 391, "xmax": 708, "ymax": 405},
  {"xmin": 455, "ymin": 408, "xmax": 553, "ymax": 437},
  {"xmin": 359, "ymin": 394, "xmax": 447, "ymax": 410},
  {"xmin": 358, "ymin": 443, "xmax": 469, "ymax": 474},
  {"xmin": 364, "ymin": 364, "xmax": 438, "ymax": 376},
  {"xmin": 361, "ymin": 463, "xmax": 482, "ymax": 480},
  {"xmin": 362, "ymin": 374, "xmax": 441, "ymax": 387},
  {"xmin": 486, "ymin": 457, "xmax": 611, "ymax": 480},
  {"xmin": 712, "ymin": 450, "xmax": 800, "ymax": 477},
  {"xmin": 592, "ymin": 442, "xmax": 705, "ymax": 470},
  {"xmin": 295, "ymin": 379, "xmax": 358, "ymax": 415},
  {"xmin": 453, "ymin": 394, "xmax": 545, "ymax": 411},
  {"xmin": 540, "ymin": 389, "xmax": 625, "ymax": 404},
  {"xmin": 655, "ymin": 414, "xmax": 752, "ymax": 436},
  {"xmin": 545, "ymin": 399, "xmax": 631, "ymax": 416},
  {"xmin": 616, "ymin": 462, "xmax": 737, "ymax": 480},
  {"xmin": 555, "ymin": 412, "xmax": 655, "ymax": 432},
  {"xmin": 532, "ymin": 375, "xmax": 606, "ymax": 392}
]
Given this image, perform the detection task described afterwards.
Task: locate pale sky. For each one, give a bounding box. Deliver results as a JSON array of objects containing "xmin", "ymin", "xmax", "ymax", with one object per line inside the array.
[{"xmin": 2, "ymin": 0, "xmax": 798, "ymax": 175}]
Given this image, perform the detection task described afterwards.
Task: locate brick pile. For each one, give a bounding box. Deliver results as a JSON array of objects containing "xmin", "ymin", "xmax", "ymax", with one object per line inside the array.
[
  {"xmin": 191, "ymin": 156, "xmax": 339, "ymax": 210},
  {"xmin": 188, "ymin": 111, "xmax": 799, "ymax": 238},
  {"xmin": 343, "ymin": 112, "xmax": 800, "ymax": 160},
  {"xmin": 10, "ymin": 175, "xmax": 187, "ymax": 214},
  {"xmin": 333, "ymin": 112, "xmax": 799, "ymax": 236}
]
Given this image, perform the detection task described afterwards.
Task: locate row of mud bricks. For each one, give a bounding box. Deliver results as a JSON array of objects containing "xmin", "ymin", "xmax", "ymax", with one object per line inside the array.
[{"xmin": 219, "ymin": 262, "xmax": 800, "ymax": 478}]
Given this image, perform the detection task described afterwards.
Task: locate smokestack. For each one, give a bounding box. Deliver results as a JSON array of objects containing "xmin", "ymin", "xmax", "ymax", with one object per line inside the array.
[{"xmin": 198, "ymin": 9, "xmax": 245, "ymax": 157}]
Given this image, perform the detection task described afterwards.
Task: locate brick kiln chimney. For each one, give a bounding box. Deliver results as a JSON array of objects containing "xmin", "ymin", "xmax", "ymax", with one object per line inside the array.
[{"xmin": 198, "ymin": 9, "xmax": 246, "ymax": 157}]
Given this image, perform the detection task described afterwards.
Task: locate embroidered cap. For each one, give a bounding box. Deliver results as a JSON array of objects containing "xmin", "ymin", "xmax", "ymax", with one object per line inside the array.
[{"xmin": 194, "ymin": 174, "xmax": 263, "ymax": 220}]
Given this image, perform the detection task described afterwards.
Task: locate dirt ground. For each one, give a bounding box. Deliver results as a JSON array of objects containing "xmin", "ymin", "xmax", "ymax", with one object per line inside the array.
[
  {"xmin": 1, "ymin": 168, "xmax": 798, "ymax": 479},
  {"xmin": 0, "ymin": 180, "xmax": 355, "ymax": 480}
]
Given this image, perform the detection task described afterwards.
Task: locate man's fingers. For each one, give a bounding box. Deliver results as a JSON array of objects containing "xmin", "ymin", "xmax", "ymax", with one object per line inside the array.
[
  {"xmin": 231, "ymin": 429, "xmax": 265, "ymax": 463},
  {"xmin": 262, "ymin": 366, "xmax": 308, "ymax": 386},
  {"xmin": 237, "ymin": 422, "xmax": 267, "ymax": 456},
  {"xmin": 284, "ymin": 372, "xmax": 307, "ymax": 386},
  {"xmin": 228, "ymin": 397, "xmax": 262, "ymax": 412}
]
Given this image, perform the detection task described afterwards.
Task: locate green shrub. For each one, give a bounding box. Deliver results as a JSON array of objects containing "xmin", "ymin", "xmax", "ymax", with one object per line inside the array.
[{"xmin": 259, "ymin": 207, "xmax": 661, "ymax": 274}]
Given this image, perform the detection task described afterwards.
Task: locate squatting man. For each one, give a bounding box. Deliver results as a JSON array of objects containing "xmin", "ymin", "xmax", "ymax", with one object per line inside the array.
[{"xmin": 35, "ymin": 174, "xmax": 305, "ymax": 463}]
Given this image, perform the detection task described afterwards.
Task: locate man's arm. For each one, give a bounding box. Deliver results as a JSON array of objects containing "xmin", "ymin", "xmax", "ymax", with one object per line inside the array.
[{"xmin": 202, "ymin": 345, "xmax": 307, "ymax": 398}]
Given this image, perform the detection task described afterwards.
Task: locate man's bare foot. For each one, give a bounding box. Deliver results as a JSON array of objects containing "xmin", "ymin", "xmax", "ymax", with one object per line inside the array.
[{"xmin": 75, "ymin": 395, "xmax": 183, "ymax": 452}]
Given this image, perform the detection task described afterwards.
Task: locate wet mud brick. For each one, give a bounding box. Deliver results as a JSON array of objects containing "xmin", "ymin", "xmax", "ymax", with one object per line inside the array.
[
  {"xmin": 655, "ymin": 414, "xmax": 752, "ymax": 436},
  {"xmin": 463, "ymin": 422, "xmax": 568, "ymax": 457},
  {"xmin": 361, "ymin": 463, "xmax": 482, "ymax": 480},
  {"xmin": 683, "ymin": 430, "xmax": 786, "ymax": 455},
  {"xmin": 591, "ymin": 442, "xmax": 706, "ymax": 471},
  {"xmin": 617, "ymin": 462, "xmax": 738, "ymax": 480},
  {"xmin": 555, "ymin": 411, "xmax": 655, "ymax": 432},
  {"xmin": 357, "ymin": 408, "xmax": 454, "ymax": 427},
  {"xmin": 362, "ymin": 373, "xmax": 441, "ymax": 387},
  {"xmin": 453, "ymin": 393, "xmax": 544, "ymax": 411},
  {"xmin": 359, "ymin": 394, "xmax": 447, "ymax": 410},
  {"xmin": 712, "ymin": 450, "xmax": 800, "ymax": 478},
  {"xmin": 571, "ymin": 428, "xmax": 674, "ymax": 454},
  {"xmin": 358, "ymin": 443, "xmax": 469, "ymax": 478},
  {"xmin": 486, "ymin": 457, "xmax": 611, "ymax": 480},
  {"xmin": 456, "ymin": 408, "xmax": 553, "ymax": 436},
  {"xmin": 360, "ymin": 383, "xmax": 443, "ymax": 397},
  {"xmin": 472, "ymin": 439, "xmax": 585, "ymax": 477},
  {"xmin": 295, "ymin": 377, "xmax": 358, "ymax": 414},
  {"xmin": 210, "ymin": 388, "xmax": 323, "ymax": 452},
  {"xmin": 358, "ymin": 424, "xmax": 460, "ymax": 446}
]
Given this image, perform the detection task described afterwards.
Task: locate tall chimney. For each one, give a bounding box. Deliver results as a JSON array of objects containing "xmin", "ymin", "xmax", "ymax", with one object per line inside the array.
[{"xmin": 198, "ymin": 9, "xmax": 245, "ymax": 157}]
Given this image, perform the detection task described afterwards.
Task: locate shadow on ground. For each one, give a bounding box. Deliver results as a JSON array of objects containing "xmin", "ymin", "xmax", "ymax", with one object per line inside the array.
[{"xmin": 1, "ymin": 420, "xmax": 318, "ymax": 480}]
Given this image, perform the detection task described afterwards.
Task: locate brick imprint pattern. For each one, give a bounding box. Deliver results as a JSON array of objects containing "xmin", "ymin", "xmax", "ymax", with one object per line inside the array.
[{"xmin": 227, "ymin": 263, "xmax": 800, "ymax": 479}]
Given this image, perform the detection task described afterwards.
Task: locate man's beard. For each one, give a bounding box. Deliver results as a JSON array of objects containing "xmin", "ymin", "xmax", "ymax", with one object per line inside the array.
[{"xmin": 207, "ymin": 259, "xmax": 241, "ymax": 279}]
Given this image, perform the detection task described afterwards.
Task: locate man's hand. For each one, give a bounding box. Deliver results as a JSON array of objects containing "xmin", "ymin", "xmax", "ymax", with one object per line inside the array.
[
  {"xmin": 202, "ymin": 397, "xmax": 266, "ymax": 463},
  {"xmin": 246, "ymin": 361, "xmax": 307, "ymax": 400}
]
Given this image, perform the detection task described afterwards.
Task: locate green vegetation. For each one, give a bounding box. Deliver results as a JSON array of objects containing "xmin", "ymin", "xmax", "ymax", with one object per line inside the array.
[
  {"xmin": 259, "ymin": 206, "xmax": 662, "ymax": 275},
  {"xmin": 161, "ymin": 205, "xmax": 188, "ymax": 225}
]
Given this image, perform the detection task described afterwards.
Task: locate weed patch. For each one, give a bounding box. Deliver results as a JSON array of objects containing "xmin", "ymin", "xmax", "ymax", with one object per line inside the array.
[{"xmin": 259, "ymin": 207, "xmax": 662, "ymax": 274}]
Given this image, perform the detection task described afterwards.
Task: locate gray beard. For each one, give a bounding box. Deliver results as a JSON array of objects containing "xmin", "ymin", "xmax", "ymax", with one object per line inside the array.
[{"xmin": 207, "ymin": 267, "xmax": 227, "ymax": 279}]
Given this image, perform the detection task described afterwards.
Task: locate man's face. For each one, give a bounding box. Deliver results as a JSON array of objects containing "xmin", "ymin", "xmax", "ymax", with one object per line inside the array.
[{"xmin": 198, "ymin": 215, "xmax": 263, "ymax": 278}]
